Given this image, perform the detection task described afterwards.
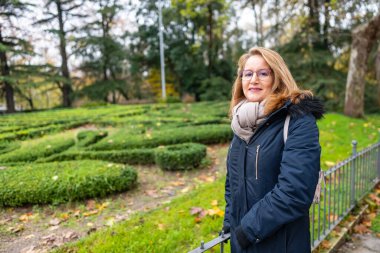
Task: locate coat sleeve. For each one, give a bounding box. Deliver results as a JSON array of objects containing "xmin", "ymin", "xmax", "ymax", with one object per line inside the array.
[
  {"xmin": 237, "ymin": 114, "xmax": 320, "ymax": 244},
  {"xmin": 223, "ymin": 143, "xmax": 232, "ymax": 231}
]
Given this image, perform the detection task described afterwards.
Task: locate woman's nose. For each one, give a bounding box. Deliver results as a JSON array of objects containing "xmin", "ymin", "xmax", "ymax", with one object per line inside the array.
[{"xmin": 249, "ymin": 73, "xmax": 259, "ymax": 83}]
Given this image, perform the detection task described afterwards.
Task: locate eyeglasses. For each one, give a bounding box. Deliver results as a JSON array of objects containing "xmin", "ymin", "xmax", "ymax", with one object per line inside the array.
[{"xmin": 241, "ymin": 69, "xmax": 272, "ymax": 81}]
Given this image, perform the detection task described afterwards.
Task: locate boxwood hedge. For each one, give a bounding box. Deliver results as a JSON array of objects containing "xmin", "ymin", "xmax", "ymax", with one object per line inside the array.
[
  {"xmin": 89, "ymin": 124, "xmax": 232, "ymax": 151},
  {"xmin": 0, "ymin": 137, "xmax": 75, "ymax": 163},
  {"xmin": 154, "ymin": 143, "xmax": 207, "ymax": 170},
  {"xmin": 43, "ymin": 149, "xmax": 155, "ymax": 165},
  {"xmin": 76, "ymin": 130, "xmax": 108, "ymax": 147},
  {"xmin": 0, "ymin": 161, "xmax": 138, "ymax": 207},
  {"xmin": 0, "ymin": 141, "xmax": 20, "ymax": 155}
]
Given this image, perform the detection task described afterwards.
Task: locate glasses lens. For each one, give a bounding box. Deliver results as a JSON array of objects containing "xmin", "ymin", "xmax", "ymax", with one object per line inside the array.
[
  {"xmin": 257, "ymin": 69, "xmax": 271, "ymax": 79},
  {"xmin": 242, "ymin": 70, "xmax": 253, "ymax": 81}
]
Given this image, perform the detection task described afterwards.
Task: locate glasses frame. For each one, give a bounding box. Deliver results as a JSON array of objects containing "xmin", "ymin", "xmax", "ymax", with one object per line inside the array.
[{"xmin": 240, "ymin": 68, "xmax": 272, "ymax": 82}]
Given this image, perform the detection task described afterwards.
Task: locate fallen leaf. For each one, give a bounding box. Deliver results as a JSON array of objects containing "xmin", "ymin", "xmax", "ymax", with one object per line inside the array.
[
  {"xmin": 353, "ymin": 224, "xmax": 370, "ymax": 234},
  {"xmin": 83, "ymin": 210, "xmax": 98, "ymax": 217},
  {"xmin": 73, "ymin": 210, "xmax": 81, "ymax": 218},
  {"xmin": 327, "ymin": 214, "xmax": 339, "ymax": 222},
  {"xmin": 194, "ymin": 217, "xmax": 202, "ymax": 223},
  {"xmin": 146, "ymin": 190, "xmax": 159, "ymax": 198},
  {"xmin": 86, "ymin": 200, "xmax": 96, "ymax": 210},
  {"xmin": 190, "ymin": 207, "xmax": 203, "ymax": 215},
  {"xmin": 0, "ymin": 218, "xmax": 12, "ymax": 225},
  {"xmin": 86, "ymin": 222, "xmax": 94, "ymax": 227},
  {"xmin": 157, "ymin": 223, "xmax": 165, "ymax": 230},
  {"xmin": 171, "ymin": 181, "xmax": 185, "ymax": 187},
  {"xmin": 105, "ymin": 218, "xmax": 115, "ymax": 227},
  {"xmin": 362, "ymin": 220, "xmax": 371, "ymax": 227},
  {"xmin": 320, "ymin": 240, "xmax": 330, "ymax": 249},
  {"xmin": 19, "ymin": 215, "xmax": 30, "ymax": 222},
  {"xmin": 211, "ymin": 200, "xmax": 218, "ymax": 206},
  {"xmin": 97, "ymin": 202, "xmax": 109, "ymax": 211},
  {"xmin": 198, "ymin": 175, "xmax": 215, "ymax": 182},
  {"xmin": 207, "ymin": 207, "xmax": 224, "ymax": 217},
  {"xmin": 367, "ymin": 213, "xmax": 377, "ymax": 220},
  {"xmin": 63, "ymin": 231, "xmax": 79, "ymax": 242},
  {"xmin": 60, "ymin": 213, "xmax": 70, "ymax": 220},
  {"xmin": 325, "ymin": 161, "xmax": 335, "ymax": 167},
  {"xmin": 24, "ymin": 234, "xmax": 35, "ymax": 239},
  {"xmin": 49, "ymin": 218, "xmax": 61, "ymax": 226},
  {"xmin": 8, "ymin": 224, "xmax": 24, "ymax": 233},
  {"xmin": 181, "ymin": 186, "xmax": 191, "ymax": 193}
]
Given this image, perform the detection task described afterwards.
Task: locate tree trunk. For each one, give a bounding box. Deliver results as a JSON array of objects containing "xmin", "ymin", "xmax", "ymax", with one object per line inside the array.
[
  {"xmin": 307, "ymin": 0, "xmax": 320, "ymax": 46},
  {"xmin": 251, "ymin": 1, "xmax": 261, "ymax": 46},
  {"xmin": 258, "ymin": 0, "xmax": 264, "ymax": 46},
  {"xmin": 207, "ymin": 3, "xmax": 213, "ymax": 77},
  {"xmin": 323, "ymin": 0, "xmax": 330, "ymax": 49},
  {"xmin": 56, "ymin": 0, "xmax": 72, "ymax": 107},
  {"xmin": 344, "ymin": 14, "xmax": 380, "ymax": 118},
  {"xmin": 376, "ymin": 43, "xmax": 380, "ymax": 107},
  {"xmin": 0, "ymin": 28, "xmax": 15, "ymax": 113}
]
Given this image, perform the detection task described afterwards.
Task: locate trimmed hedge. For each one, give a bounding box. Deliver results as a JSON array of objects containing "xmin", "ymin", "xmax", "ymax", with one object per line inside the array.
[
  {"xmin": 0, "ymin": 161, "xmax": 138, "ymax": 207},
  {"xmin": 76, "ymin": 130, "xmax": 108, "ymax": 147},
  {"xmin": 42, "ymin": 149, "xmax": 155, "ymax": 165},
  {"xmin": 89, "ymin": 124, "xmax": 232, "ymax": 151},
  {"xmin": 154, "ymin": 143, "xmax": 207, "ymax": 170},
  {"xmin": 0, "ymin": 141, "xmax": 20, "ymax": 155},
  {"xmin": 0, "ymin": 121, "xmax": 87, "ymax": 142},
  {"xmin": 0, "ymin": 137, "xmax": 75, "ymax": 163}
]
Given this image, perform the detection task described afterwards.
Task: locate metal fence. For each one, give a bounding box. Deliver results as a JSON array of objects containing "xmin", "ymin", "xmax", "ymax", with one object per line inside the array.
[{"xmin": 189, "ymin": 140, "xmax": 380, "ymax": 253}]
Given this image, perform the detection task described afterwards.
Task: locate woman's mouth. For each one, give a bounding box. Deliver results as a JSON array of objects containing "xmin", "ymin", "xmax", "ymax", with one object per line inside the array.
[{"xmin": 248, "ymin": 87, "xmax": 262, "ymax": 92}]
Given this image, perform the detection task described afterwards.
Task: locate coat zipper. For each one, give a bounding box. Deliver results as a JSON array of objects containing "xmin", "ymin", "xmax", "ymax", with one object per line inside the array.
[{"xmin": 255, "ymin": 145, "xmax": 261, "ymax": 180}]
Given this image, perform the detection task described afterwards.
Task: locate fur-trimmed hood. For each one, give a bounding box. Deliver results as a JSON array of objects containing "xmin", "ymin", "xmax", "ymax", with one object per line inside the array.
[{"xmin": 287, "ymin": 96, "xmax": 325, "ymax": 120}]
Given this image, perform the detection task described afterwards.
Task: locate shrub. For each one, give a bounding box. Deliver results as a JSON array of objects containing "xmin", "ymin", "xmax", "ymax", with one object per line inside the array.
[
  {"xmin": 0, "ymin": 137, "xmax": 75, "ymax": 163},
  {"xmin": 0, "ymin": 141, "xmax": 20, "ymax": 155},
  {"xmin": 0, "ymin": 161, "xmax": 138, "ymax": 207},
  {"xmin": 154, "ymin": 143, "xmax": 207, "ymax": 170},
  {"xmin": 89, "ymin": 124, "xmax": 232, "ymax": 151},
  {"xmin": 76, "ymin": 130, "xmax": 108, "ymax": 147},
  {"xmin": 43, "ymin": 149, "xmax": 155, "ymax": 165},
  {"xmin": 0, "ymin": 121, "xmax": 86, "ymax": 142}
]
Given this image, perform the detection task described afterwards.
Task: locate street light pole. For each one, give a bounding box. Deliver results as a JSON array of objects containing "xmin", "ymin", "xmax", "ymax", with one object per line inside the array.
[{"xmin": 158, "ymin": 1, "xmax": 166, "ymax": 100}]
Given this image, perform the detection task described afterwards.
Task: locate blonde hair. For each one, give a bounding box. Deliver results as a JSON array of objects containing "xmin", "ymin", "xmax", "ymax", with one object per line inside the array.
[{"xmin": 229, "ymin": 47, "xmax": 312, "ymax": 117}]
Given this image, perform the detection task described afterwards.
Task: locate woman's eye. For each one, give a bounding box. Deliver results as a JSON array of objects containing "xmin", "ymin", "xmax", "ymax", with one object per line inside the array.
[
  {"xmin": 244, "ymin": 72, "xmax": 253, "ymax": 78},
  {"xmin": 258, "ymin": 70, "xmax": 269, "ymax": 77}
]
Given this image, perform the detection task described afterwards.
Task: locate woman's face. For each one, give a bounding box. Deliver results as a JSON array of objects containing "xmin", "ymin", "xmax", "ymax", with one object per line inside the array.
[{"xmin": 241, "ymin": 55, "xmax": 273, "ymax": 102}]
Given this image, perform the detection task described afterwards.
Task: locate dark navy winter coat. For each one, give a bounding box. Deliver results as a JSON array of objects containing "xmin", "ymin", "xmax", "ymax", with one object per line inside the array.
[{"xmin": 223, "ymin": 97, "xmax": 324, "ymax": 253}]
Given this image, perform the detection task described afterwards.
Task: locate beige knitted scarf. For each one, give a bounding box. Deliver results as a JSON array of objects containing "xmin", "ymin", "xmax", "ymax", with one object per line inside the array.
[{"xmin": 231, "ymin": 99, "xmax": 267, "ymax": 143}]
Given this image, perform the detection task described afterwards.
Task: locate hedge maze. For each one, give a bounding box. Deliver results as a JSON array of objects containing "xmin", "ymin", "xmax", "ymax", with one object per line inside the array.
[{"xmin": 0, "ymin": 102, "xmax": 231, "ymax": 206}]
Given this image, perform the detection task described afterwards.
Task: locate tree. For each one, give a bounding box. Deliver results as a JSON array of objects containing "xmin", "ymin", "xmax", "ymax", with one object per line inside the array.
[
  {"xmin": 344, "ymin": 14, "xmax": 380, "ymax": 118},
  {"xmin": 76, "ymin": 0, "xmax": 128, "ymax": 103},
  {"xmin": 0, "ymin": 0, "xmax": 33, "ymax": 113},
  {"xmin": 35, "ymin": 0, "xmax": 85, "ymax": 107}
]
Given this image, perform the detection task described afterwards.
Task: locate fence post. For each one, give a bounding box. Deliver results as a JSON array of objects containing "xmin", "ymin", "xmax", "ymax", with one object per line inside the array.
[{"xmin": 350, "ymin": 140, "xmax": 357, "ymax": 206}]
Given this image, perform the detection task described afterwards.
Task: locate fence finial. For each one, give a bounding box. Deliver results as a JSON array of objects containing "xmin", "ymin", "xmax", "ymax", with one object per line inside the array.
[{"xmin": 352, "ymin": 140, "xmax": 357, "ymax": 155}]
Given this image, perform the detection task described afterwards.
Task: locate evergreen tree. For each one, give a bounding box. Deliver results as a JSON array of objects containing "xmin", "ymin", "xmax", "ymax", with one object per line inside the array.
[
  {"xmin": 76, "ymin": 0, "xmax": 127, "ymax": 103},
  {"xmin": 35, "ymin": 0, "xmax": 85, "ymax": 107},
  {"xmin": 0, "ymin": 0, "xmax": 33, "ymax": 113}
]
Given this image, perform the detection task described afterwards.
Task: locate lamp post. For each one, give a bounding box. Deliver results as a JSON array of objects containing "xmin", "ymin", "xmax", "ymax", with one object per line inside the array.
[{"xmin": 158, "ymin": 1, "xmax": 166, "ymax": 100}]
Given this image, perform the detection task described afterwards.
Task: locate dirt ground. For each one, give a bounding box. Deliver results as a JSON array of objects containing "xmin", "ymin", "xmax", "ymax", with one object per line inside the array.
[{"xmin": 0, "ymin": 144, "xmax": 229, "ymax": 253}]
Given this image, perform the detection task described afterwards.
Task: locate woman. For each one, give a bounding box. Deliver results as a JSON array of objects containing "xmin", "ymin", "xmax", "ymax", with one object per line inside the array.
[{"xmin": 223, "ymin": 47, "xmax": 324, "ymax": 253}]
